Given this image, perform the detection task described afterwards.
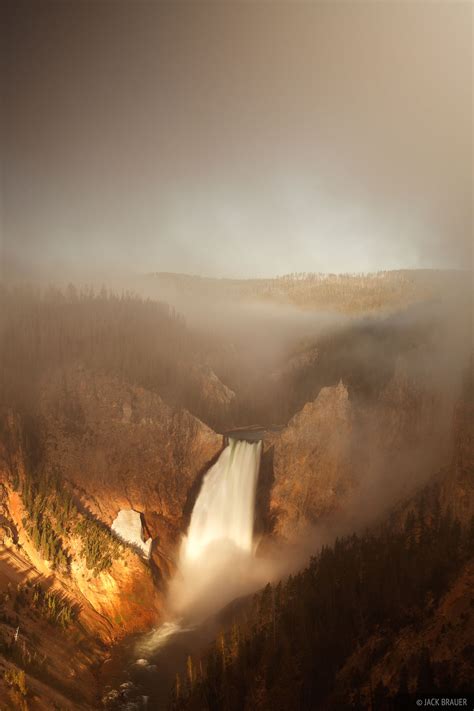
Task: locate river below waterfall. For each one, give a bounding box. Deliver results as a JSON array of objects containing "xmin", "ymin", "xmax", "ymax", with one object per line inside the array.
[
  {"xmin": 100, "ymin": 435, "xmax": 269, "ymax": 710},
  {"xmin": 100, "ymin": 595, "xmax": 249, "ymax": 709},
  {"xmin": 100, "ymin": 619, "xmax": 212, "ymax": 708}
]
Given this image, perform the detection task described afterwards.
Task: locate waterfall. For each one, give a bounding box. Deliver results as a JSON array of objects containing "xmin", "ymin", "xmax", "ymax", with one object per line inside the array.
[
  {"xmin": 181, "ymin": 438, "xmax": 262, "ymax": 564},
  {"xmin": 134, "ymin": 436, "xmax": 272, "ymax": 655}
]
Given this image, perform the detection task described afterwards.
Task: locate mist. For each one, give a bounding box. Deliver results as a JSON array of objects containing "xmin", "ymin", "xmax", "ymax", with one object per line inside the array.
[
  {"xmin": 148, "ymin": 278, "xmax": 471, "ymax": 640},
  {"xmin": 2, "ymin": 1, "xmax": 472, "ymax": 282},
  {"xmin": 0, "ymin": 3, "xmax": 472, "ymax": 706}
]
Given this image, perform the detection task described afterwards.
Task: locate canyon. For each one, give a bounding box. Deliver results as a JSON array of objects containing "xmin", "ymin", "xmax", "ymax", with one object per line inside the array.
[{"xmin": 0, "ymin": 274, "xmax": 471, "ymax": 709}]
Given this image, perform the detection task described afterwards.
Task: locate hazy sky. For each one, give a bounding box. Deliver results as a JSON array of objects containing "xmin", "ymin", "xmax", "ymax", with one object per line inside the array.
[{"xmin": 1, "ymin": 1, "xmax": 472, "ymax": 279}]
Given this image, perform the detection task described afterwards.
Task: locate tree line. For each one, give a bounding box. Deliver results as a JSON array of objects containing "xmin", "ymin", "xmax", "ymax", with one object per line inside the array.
[
  {"xmin": 18, "ymin": 464, "xmax": 124, "ymax": 576},
  {"xmin": 170, "ymin": 491, "xmax": 474, "ymax": 711},
  {"xmin": 242, "ymin": 269, "xmax": 466, "ymax": 314},
  {"xmin": 0, "ymin": 284, "xmax": 225, "ymax": 428}
]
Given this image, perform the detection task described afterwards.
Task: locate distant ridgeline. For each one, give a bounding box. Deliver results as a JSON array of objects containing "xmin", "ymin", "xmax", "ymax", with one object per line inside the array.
[
  {"xmin": 0, "ymin": 285, "xmax": 226, "ymax": 428},
  {"xmin": 0, "ymin": 274, "xmax": 469, "ymax": 434},
  {"xmin": 146, "ymin": 269, "xmax": 469, "ymax": 314},
  {"xmin": 170, "ymin": 478, "xmax": 474, "ymax": 711}
]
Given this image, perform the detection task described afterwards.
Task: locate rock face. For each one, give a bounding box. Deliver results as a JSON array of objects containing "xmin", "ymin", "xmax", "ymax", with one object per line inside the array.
[
  {"xmin": 270, "ymin": 356, "xmax": 460, "ymax": 540},
  {"xmin": 191, "ymin": 365, "xmax": 236, "ymax": 407},
  {"xmin": 0, "ymin": 482, "xmax": 15, "ymax": 544},
  {"xmin": 38, "ymin": 367, "xmax": 223, "ymax": 551},
  {"xmin": 0, "ymin": 477, "xmax": 161, "ymax": 646},
  {"xmin": 0, "ymin": 363, "xmax": 225, "ymax": 660},
  {"xmin": 112, "ymin": 509, "xmax": 152, "ymax": 558},
  {"xmin": 271, "ymin": 381, "xmax": 352, "ymax": 539}
]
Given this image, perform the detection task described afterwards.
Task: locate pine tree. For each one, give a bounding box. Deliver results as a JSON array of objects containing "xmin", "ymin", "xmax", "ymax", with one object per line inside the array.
[
  {"xmin": 186, "ymin": 655, "xmax": 195, "ymax": 692},
  {"xmin": 416, "ymin": 648, "xmax": 436, "ymax": 694},
  {"xmin": 398, "ymin": 665, "xmax": 409, "ymax": 695}
]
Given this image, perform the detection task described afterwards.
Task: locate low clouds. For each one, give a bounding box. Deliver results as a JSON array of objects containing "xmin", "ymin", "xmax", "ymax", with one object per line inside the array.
[{"xmin": 2, "ymin": 1, "xmax": 471, "ymax": 280}]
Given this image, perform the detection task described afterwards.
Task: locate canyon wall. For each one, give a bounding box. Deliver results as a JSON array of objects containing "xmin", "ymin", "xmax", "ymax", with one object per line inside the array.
[
  {"xmin": 36, "ymin": 366, "xmax": 223, "ymax": 557},
  {"xmin": 0, "ymin": 370, "xmax": 223, "ymax": 708},
  {"xmin": 269, "ymin": 353, "xmax": 467, "ymax": 540}
]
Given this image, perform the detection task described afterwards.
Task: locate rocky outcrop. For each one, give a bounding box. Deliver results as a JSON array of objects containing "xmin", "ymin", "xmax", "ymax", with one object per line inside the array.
[
  {"xmin": 270, "ymin": 355, "xmax": 461, "ymax": 540},
  {"xmin": 0, "ymin": 364, "xmax": 225, "ymax": 650},
  {"xmin": 0, "ymin": 420, "xmax": 162, "ymax": 709},
  {"xmin": 191, "ymin": 365, "xmax": 236, "ymax": 408},
  {"xmin": 0, "ymin": 478, "xmax": 161, "ymax": 644},
  {"xmin": 37, "ymin": 366, "xmax": 223, "ymax": 550},
  {"xmin": 270, "ymin": 381, "xmax": 352, "ymax": 539},
  {"xmin": 0, "ymin": 482, "xmax": 16, "ymax": 545}
]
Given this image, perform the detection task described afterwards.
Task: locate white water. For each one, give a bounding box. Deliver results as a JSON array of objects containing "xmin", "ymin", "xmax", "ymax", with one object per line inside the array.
[
  {"xmin": 130, "ymin": 436, "xmax": 265, "ymax": 672},
  {"xmin": 134, "ymin": 621, "xmax": 191, "ymax": 658},
  {"xmin": 109, "ymin": 438, "xmax": 269, "ymax": 705},
  {"xmin": 169, "ymin": 437, "xmax": 264, "ymax": 618},
  {"xmin": 181, "ymin": 438, "xmax": 262, "ymax": 564}
]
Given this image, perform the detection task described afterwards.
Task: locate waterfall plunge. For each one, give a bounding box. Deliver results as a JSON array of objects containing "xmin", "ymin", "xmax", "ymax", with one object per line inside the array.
[
  {"xmin": 182, "ymin": 438, "xmax": 262, "ymax": 563},
  {"xmin": 171, "ymin": 438, "xmax": 264, "ymax": 619}
]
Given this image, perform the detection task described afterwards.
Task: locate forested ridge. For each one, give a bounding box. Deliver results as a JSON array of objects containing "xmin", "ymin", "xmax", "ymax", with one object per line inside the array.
[
  {"xmin": 0, "ymin": 574, "xmax": 82, "ymax": 711},
  {"xmin": 244, "ymin": 270, "xmax": 467, "ymax": 313},
  {"xmin": 1, "ymin": 280, "xmax": 466, "ymax": 432},
  {"xmin": 170, "ymin": 482, "xmax": 474, "ymax": 711},
  {"xmin": 149, "ymin": 269, "xmax": 468, "ymax": 315},
  {"xmin": 16, "ymin": 465, "xmax": 124, "ymax": 576},
  {"xmin": 0, "ymin": 285, "xmax": 223, "ymax": 427}
]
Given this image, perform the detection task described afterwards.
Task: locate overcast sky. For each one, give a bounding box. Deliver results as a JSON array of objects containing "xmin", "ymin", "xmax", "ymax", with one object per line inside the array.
[{"xmin": 1, "ymin": 1, "xmax": 472, "ymax": 280}]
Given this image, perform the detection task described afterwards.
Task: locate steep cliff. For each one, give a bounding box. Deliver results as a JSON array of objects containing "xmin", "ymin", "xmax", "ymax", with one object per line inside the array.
[
  {"xmin": 0, "ymin": 422, "xmax": 161, "ymax": 643},
  {"xmin": 270, "ymin": 354, "xmax": 461, "ymax": 540},
  {"xmin": 270, "ymin": 381, "xmax": 352, "ymax": 539},
  {"xmin": 170, "ymin": 360, "xmax": 473, "ymax": 711},
  {"xmin": 330, "ymin": 381, "xmax": 474, "ymax": 706},
  {"xmin": 35, "ymin": 367, "xmax": 223, "ymax": 553},
  {"xmin": 0, "ymin": 367, "xmax": 224, "ymax": 709}
]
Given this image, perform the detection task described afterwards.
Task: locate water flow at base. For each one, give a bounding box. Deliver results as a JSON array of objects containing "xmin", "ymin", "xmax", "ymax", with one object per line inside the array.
[{"xmin": 101, "ymin": 438, "xmax": 273, "ymax": 709}]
